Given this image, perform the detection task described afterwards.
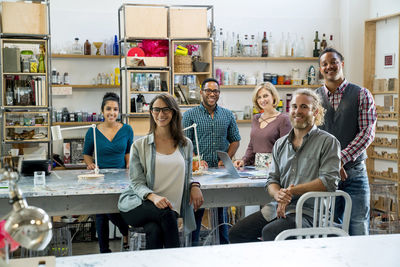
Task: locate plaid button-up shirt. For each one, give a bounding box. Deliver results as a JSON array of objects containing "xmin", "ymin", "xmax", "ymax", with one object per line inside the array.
[
  {"xmin": 182, "ymin": 103, "xmax": 241, "ymax": 167},
  {"xmin": 323, "ymin": 79, "xmax": 377, "ymax": 164}
]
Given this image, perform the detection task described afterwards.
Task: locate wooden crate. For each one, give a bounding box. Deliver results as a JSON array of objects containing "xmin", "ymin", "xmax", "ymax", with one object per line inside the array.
[
  {"xmin": 1, "ymin": 2, "xmax": 48, "ymax": 35},
  {"xmin": 169, "ymin": 8, "xmax": 208, "ymax": 38},
  {"xmin": 124, "ymin": 6, "xmax": 168, "ymax": 38}
]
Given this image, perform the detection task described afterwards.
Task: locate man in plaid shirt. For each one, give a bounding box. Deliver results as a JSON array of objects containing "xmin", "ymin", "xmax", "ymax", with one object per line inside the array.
[
  {"xmin": 183, "ymin": 77, "xmax": 241, "ymax": 245},
  {"xmin": 316, "ymin": 48, "xmax": 377, "ymax": 235}
]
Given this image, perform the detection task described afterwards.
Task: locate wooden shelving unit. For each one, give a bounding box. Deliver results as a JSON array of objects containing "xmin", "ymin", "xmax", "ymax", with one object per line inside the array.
[{"xmin": 364, "ymin": 12, "xmax": 400, "ymax": 218}]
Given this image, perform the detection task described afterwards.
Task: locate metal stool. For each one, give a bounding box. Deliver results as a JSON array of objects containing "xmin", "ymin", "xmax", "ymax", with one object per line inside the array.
[
  {"xmin": 121, "ymin": 226, "xmax": 146, "ymax": 251},
  {"xmin": 370, "ymin": 183, "xmax": 400, "ymax": 234}
]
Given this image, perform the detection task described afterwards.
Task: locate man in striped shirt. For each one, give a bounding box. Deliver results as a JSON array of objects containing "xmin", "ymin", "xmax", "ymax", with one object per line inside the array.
[
  {"xmin": 316, "ymin": 47, "xmax": 377, "ymax": 235},
  {"xmin": 183, "ymin": 77, "xmax": 241, "ymax": 245}
]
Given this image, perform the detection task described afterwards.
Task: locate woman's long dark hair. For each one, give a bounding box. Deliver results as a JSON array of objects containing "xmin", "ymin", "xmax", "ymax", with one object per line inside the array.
[{"xmin": 149, "ymin": 93, "xmax": 187, "ymax": 147}]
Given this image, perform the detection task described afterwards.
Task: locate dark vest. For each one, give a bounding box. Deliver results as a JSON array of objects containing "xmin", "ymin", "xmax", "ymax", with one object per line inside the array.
[{"xmin": 316, "ymin": 83, "xmax": 367, "ymax": 169}]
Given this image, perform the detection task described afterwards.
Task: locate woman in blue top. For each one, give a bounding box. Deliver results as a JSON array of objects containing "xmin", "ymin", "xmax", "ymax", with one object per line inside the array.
[
  {"xmin": 83, "ymin": 92, "xmax": 133, "ymax": 253},
  {"xmin": 118, "ymin": 93, "xmax": 203, "ymax": 249}
]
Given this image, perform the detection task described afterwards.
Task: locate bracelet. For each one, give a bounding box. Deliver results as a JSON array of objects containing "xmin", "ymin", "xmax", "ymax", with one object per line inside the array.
[{"xmin": 191, "ymin": 183, "xmax": 200, "ymax": 188}]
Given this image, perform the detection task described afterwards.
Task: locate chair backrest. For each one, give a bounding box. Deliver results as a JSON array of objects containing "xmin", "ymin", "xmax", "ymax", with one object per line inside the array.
[
  {"xmin": 274, "ymin": 227, "xmax": 349, "ymax": 241},
  {"xmin": 295, "ymin": 190, "xmax": 352, "ymax": 233}
]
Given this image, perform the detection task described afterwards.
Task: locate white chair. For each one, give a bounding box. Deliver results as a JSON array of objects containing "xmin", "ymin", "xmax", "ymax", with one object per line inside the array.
[
  {"xmin": 275, "ymin": 227, "xmax": 349, "ymax": 241},
  {"xmin": 296, "ymin": 190, "xmax": 352, "ymax": 233}
]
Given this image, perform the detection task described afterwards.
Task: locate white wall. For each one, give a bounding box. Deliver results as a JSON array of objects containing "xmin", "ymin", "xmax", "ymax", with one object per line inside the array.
[{"xmin": 49, "ymin": 0, "xmax": 400, "ymax": 159}]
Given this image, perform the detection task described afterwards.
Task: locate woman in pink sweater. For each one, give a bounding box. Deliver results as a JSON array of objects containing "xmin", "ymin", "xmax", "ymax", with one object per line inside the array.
[{"xmin": 234, "ymin": 82, "xmax": 291, "ymax": 168}]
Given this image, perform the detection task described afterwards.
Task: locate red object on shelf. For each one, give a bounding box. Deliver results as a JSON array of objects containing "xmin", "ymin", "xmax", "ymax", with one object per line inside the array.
[{"xmin": 127, "ymin": 47, "xmax": 145, "ymax": 57}]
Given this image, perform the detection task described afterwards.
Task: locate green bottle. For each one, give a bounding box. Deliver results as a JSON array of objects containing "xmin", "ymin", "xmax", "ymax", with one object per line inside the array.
[{"xmin": 38, "ymin": 44, "xmax": 45, "ymax": 73}]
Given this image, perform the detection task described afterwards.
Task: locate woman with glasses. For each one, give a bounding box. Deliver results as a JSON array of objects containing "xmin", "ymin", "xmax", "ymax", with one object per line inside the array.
[
  {"xmin": 118, "ymin": 93, "xmax": 203, "ymax": 249},
  {"xmin": 83, "ymin": 92, "xmax": 132, "ymax": 253},
  {"xmin": 229, "ymin": 82, "xmax": 291, "ymax": 243}
]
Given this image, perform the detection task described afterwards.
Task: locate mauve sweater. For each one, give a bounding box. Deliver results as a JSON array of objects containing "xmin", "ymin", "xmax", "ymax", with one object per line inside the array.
[{"xmin": 242, "ymin": 113, "xmax": 292, "ymax": 166}]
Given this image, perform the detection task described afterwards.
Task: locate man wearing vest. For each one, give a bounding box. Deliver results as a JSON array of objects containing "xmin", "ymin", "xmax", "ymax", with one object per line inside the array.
[{"xmin": 316, "ymin": 48, "xmax": 377, "ymax": 235}]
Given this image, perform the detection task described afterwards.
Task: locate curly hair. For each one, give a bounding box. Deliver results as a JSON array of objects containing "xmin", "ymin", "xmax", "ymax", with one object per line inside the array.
[
  {"xmin": 252, "ymin": 82, "xmax": 280, "ymax": 112},
  {"xmin": 292, "ymin": 88, "xmax": 326, "ymax": 126}
]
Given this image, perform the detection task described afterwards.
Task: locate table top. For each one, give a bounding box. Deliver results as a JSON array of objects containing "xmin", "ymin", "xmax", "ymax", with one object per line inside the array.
[
  {"xmin": 0, "ymin": 167, "xmax": 268, "ymax": 198},
  {"xmin": 55, "ymin": 234, "xmax": 400, "ymax": 267}
]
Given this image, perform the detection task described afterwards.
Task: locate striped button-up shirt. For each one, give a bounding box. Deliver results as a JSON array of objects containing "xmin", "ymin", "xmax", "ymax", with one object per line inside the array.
[
  {"xmin": 182, "ymin": 104, "xmax": 241, "ymax": 167},
  {"xmin": 323, "ymin": 79, "xmax": 377, "ymax": 164}
]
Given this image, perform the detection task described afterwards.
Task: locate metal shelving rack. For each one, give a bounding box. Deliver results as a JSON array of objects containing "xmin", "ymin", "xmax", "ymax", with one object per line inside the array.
[{"xmin": 0, "ymin": 0, "xmax": 52, "ymax": 159}]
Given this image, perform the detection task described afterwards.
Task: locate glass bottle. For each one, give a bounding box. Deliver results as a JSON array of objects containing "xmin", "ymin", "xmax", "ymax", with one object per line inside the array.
[
  {"xmin": 268, "ymin": 32, "xmax": 276, "ymax": 57},
  {"xmin": 328, "ymin": 35, "xmax": 335, "ymax": 48},
  {"xmin": 243, "ymin": 35, "xmax": 250, "ymax": 57},
  {"xmin": 218, "ymin": 28, "xmax": 224, "ymax": 58},
  {"xmin": 38, "ymin": 44, "xmax": 45, "ymax": 73},
  {"xmin": 297, "ymin": 36, "xmax": 306, "ymax": 57},
  {"xmin": 320, "ymin": 33, "xmax": 327, "ymax": 53},
  {"xmin": 72, "ymin": 37, "xmax": 82, "ymax": 54},
  {"xmin": 279, "ymin": 32, "xmax": 286, "ymax": 57},
  {"xmin": 235, "ymin": 34, "xmax": 242, "ymax": 57},
  {"xmin": 286, "ymin": 32, "xmax": 292, "ymax": 57},
  {"xmin": 313, "ymin": 31, "xmax": 320, "ymax": 57},
  {"xmin": 262, "ymin": 31, "xmax": 268, "ymax": 57},
  {"xmin": 84, "ymin": 40, "xmax": 91, "ymax": 55},
  {"xmin": 113, "ymin": 35, "xmax": 119, "ymax": 56},
  {"xmin": 63, "ymin": 72, "xmax": 70, "ymax": 85},
  {"xmin": 154, "ymin": 74, "xmax": 161, "ymax": 91}
]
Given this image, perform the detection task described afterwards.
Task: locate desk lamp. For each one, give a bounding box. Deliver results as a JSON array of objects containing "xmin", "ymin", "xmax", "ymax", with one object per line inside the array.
[
  {"xmin": 183, "ymin": 123, "xmax": 204, "ymax": 173},
  {"xmin": 51, "ymin": 124, "xmax": 104, "ymax": 178},
  {"xmin": 0, "ymin": 157, "xmax": 52, "ymax": 263}
]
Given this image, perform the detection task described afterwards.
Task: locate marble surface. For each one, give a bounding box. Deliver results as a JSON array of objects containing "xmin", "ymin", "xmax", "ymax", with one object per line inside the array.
[
  {"xmin": 56, "ymin": 234, "xmax": 400, "ymax": 267},
  {"xmin": 0, "ymin": 168, "xmax": 269, "ymax": 216},
  {"xmin": 0, "ymin": 167, "xmax": 267, "ymax": 198}
]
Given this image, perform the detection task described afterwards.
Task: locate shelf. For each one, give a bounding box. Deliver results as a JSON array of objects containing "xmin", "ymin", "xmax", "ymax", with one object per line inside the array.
[
  {"xmin": 378, "ymin": 118, "xmax": 398, "ymax": 121},
  {"xmin": 122, "ymin": 66, "xmax": 170, "ymax": 71},
  {"xmin": 5, "ymin": 125, "xmax": 49, "ymax": 128},
  {"xmin": 53, "ymin": 122, "xmax": 101, "ymax": 126},
  {"xmin": 4, "ymin": 139, "xmax": 50, "ymax": 143},
  {"xmin": 52, "ymin": 54, "xmax": 119, "ymax": 59},
  {"xmin": 369, "ymin": 175, "xmax": 398, "ymax": 182},
  {"xmin": 172, "ymin": 39, "xmax": 213, "ymax": 44},
  {"xmin": 220, "ymin": 84, "xmax": 321, "ymax": 89},
  {"xmin": 127, "ymin": 113, "xmax": 150, "ymax": 118},
  {"xmin": 130, "ymin": 91, "xmax": 167, "ymax": 94},
  {"xmin": 3, "ymin": 72, "xmax": 46, "ymax": 76},
  {"xmin": 236, "ymin": 120, "xmax": 252, "ymax": 124},
  {"xmin": 179, "ymin": 104, "xmax": 199, "ymax": 108},
  {"xmin": 371, "ymin": 142, "xmax": 397, "ymax": 148},
  {"xmin": 52, "ymin": 84, "xmax": 119, "ymax": 89},
  {"xmin": 215, "ymin": 56, "xmax": 319, "ymax": 61},
  {"xmin": 4, "ymin": 106, "xmax": 49, "ymax": 109},
  {"xmin": 376, "ymin": 130, "xmax": 398, "ymax": 134},
  {"xmin": 174, "ymin": 72, "xmax": 211, "ymax": 75},
  {"xmin": 372, "ymin": 91, "xmax": 398, "ymax": 95},
  {"xmin": 370, "ymin": 155, "xmax": 398, "ymax": 162}
]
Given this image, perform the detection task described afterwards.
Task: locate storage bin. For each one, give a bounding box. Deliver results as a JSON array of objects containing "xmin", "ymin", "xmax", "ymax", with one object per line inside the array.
[
  {"xmin": 124, "ymin": 6, "xmax": 168, "ymax": 38},
  {"xmin": 169, "ymin": 8, "xmax": 208, "ymax": 38},
  {"xmin": 127, "ymin": 56, "xmax": 168, "ymax": 67},
  {"xmin": 174, "ymin": 55, "xmax": 192, "ymax": 73},
  {"xmin": 1, "ymin": 2, "xmax": 48, "ymax": 35}
]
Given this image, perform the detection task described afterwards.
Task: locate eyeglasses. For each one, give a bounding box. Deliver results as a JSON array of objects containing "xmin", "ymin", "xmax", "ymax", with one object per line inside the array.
[
  {"xmin": 151, "ymin": 107, "xmax": 173, "ymax": 114},
  {"xmin": 202, "ymin": 89, "xmax": 220, "ymax": 95}
]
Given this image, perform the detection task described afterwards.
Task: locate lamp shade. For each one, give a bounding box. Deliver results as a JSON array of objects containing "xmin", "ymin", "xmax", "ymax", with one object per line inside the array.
[{"xmin": 4, "ymin": 206, "xmax": 52, "ymax": 250}]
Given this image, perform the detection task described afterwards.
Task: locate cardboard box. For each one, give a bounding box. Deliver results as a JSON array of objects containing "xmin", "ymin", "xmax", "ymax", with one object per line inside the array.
[
  {"xmin": 169, "ymin": 8, "xmax": 208, "ymax": 38},
  {"xmin": 1, "ymin": 2, "xmax": 48, "ymax": 35},
  {"xmin": 384, "ymin": 95, "xmax": 394, "ymax": 112},
  {"xmin": 388, "ymin": 78, "xmax": 399, "ymax": 92},
  {"xmin": 124, "ymin": 6, "xmax": 167, "ymax": 38},
  {"xmin": 127, "ymin": 56, "xmax": 168, "ymax": 67}
]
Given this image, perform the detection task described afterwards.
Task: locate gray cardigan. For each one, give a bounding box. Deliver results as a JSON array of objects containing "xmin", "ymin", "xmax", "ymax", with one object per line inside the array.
[{"xmin": 118, "ymin": 133, "xmax": 196, "ymax": 234}]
